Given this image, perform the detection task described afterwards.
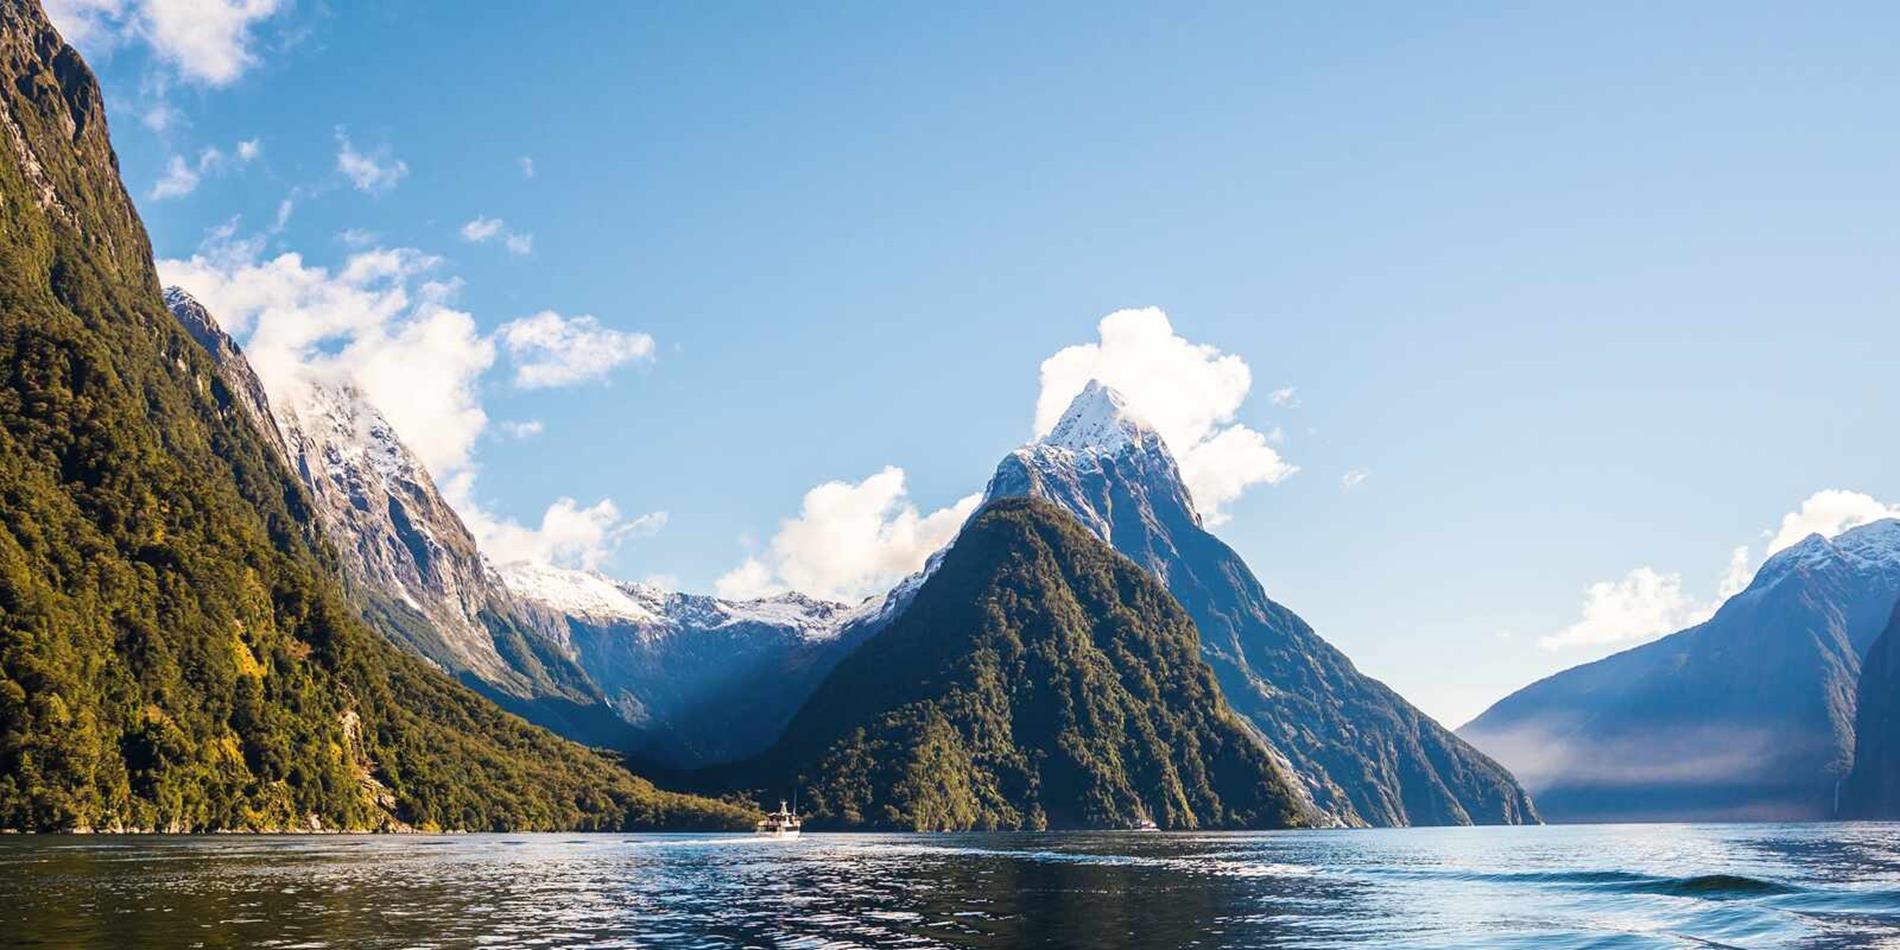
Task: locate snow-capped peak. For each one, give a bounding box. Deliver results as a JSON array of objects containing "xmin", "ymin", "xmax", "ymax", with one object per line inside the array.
[
  {"xmin": 1041, "ymin": 380, "xmax": 1156, "ymax": 454},
  {"xmin": 1750, "ymin": 518, "xmax": 1900, "ymax": 590},
  {"xmin": 162, "ymin": 285, "xmax": 200, "ymax": 311}
]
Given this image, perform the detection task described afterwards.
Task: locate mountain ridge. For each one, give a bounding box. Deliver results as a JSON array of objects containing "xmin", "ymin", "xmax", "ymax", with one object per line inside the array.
[
  {"xmin": 1462, "ymin": 518, "xmax": 1900, "ymax": 822},
  {"xmin": 986, "ymin": 380, "xmax": 1538, "ymax": 827},
  {"xmin": 0, "ymin": 0, "xmax": 748, "ymax": 832},
  {"xmin": 733, "ymin": 496, "xmax": 1319, "ymax": 831}
]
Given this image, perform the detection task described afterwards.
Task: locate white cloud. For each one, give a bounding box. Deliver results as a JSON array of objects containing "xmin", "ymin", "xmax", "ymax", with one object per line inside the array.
[
  {"xmin": 1764, "ymin": 489, "xmax": 1900, "ymax": 557},
  {"xmin": 715, "ymin": 467, "xmax": 980, "ymax": 603},
  {"xmin": 141, "ymin": 99, "xmax": 181, "ymax": 132},
  {"xmin": 461, "ymin": 497, "xmax": 665, "ymax": 571},
  {"xmin": 157, "ymin": 238, "xmax": 490, "ymax": 476},
  {"xmin": 460, "ymin": 217, "xmax": 504, "ymax": 242},
  {"xmin": 498, "ymin": 310, "xmax": 655, "ymax": 389},
  {"xmin": 336, "ymin": 130, "xmax": 408, "ymax": 194},
  {"xmin": 462, "ymin": 216, "xmax": 534, "ymax": 255},
  {"xmin": 149, "ymin": 138, "xmax": 261, "ymax": 200},
  {"xmin": 518, "ymin": 156, "xmax": 536, "ymax": 178},
  {"xmin": 48, "ymin": 0, "xmax": 285, "ymax": 86},
  {"xmin": 500, "ymin": 420, "xmax": 544, "ymax": 439},
  {"xmin": 159, "ymin": 227, "xmax": 664, "ymax": 572},
  {"xmin": 1342, "ymin": 468, "xmax": 1370, "ymax": 489},
  {"xmin": 45, "ymin": 0, "xmax": 124, "ymax": 47},
  {"xmin": 1716, "ymin": 545, "xmax": 1753, "ymax": 601},
  {"xmin": 1538, "ymin": 567, "xmax": 1706, "ymax": 651},
  {"xmin": 150, "ymin": 153, "xmax": 202, "ymax": 199},
  {"xmin": 1035, "ymin": 307, "xmax": 1295, "ymax": 521},
  {"xmin": 1269, "ymin": 386, "xmax": 1299, "ymax": 408},
  {"xmin": 1539, "ymin": 489, "xmax": 1900, "ymax": 653}
]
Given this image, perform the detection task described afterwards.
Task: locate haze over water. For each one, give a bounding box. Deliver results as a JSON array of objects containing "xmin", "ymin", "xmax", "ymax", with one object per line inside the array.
[{"xmin": 5, "ymin": 823, "xmax": 1899, "ymax": 948}]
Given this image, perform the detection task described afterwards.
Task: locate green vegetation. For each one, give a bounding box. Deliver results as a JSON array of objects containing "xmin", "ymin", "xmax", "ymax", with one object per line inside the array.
[
  {"xmin": 0, "ymin": 2, "xmax": 751, "ymax": 832},
  {"xmin": 744, "ymin": 497, "xmax": 1315, "ymax": 831}
]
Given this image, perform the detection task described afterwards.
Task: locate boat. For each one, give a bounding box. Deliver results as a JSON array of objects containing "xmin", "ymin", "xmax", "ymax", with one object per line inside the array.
[{"xmin": 755, "ymin": 800, "xmax": 802, "ymax": 838}]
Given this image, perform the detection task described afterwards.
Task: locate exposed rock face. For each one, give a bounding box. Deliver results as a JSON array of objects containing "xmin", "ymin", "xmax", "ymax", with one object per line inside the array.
[
  {"xmin": 1842, "ymin": 604, "xmax": 1900, "ymax": 818},
  {"xmin": 740, "ymin": 497, "xmax": 1319, "ymax": 831},
  {"xmin": 986, "ymin": 381, "xmax": 1538, "ymax": 827},
  {"xmin": 161, "ymin": 288, "xmax": 630, "ymax": 747},
  {"xmin": 1464, "ymin": 520, "xmax": 1900, "ymax": 822},
  {"xmin": 0, "ymin": 0, "xmax": 748, "ymax": 832}
]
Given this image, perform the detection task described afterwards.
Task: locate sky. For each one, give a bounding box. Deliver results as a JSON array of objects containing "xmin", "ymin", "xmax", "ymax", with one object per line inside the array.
[{"xmin": 49, "ymin": 0, "xmax": 1900, "ymax": 728}]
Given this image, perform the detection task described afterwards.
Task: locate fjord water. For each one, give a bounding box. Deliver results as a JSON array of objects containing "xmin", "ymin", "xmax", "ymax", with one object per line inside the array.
[{"xmin": 4, "ymin": 825, "xmax": 1898, "ymax": 948}]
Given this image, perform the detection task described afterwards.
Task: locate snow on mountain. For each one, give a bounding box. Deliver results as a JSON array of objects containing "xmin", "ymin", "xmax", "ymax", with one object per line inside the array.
[
  {"xmin": 499, "ymin": 561, "xmax": 660, "ymax": 625},
  {"xmin": 984, "ymin": 381, "xmax": 1538, "ymax": 827},
  {"xmin": 498, "ymin": 562, "xmax": 870, "ymax": 640},
  {"xmin": 1463, "ymin": 516, "xmax": 1900, "ymax": 822},
  {"xmin": 1040, "ymin": 379, "xmax": 1160, "ymax": 455},
  {"xmin": 166, "ymin": 286, "xmax": 613, "ymax": 725}
]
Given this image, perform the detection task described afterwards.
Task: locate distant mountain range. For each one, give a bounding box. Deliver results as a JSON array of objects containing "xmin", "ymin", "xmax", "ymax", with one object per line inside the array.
[
  {"xmin": 166, "ymin": 294, "xmax": 1545, "ymax": 828},
  {"xmin": 1462, "ymin": 520, "xmax": 1900, "ymax": 822}
]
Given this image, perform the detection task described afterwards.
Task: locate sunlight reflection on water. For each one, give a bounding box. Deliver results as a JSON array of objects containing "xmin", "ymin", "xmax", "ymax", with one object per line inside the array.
[{"xmin": 3, "ymin": 823, "xmax": 1899, "ymax": 948}]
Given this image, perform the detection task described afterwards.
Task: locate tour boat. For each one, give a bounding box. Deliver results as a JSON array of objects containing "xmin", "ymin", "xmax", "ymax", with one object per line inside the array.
[{"xmin": 754, "ymin": 800, "xmax": 802, "ymax": 838}]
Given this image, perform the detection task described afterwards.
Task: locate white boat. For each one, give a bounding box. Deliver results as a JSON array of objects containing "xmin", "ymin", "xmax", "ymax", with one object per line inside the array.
[{"xmin": 754, "ymin": 800, "xmax": 802, "ymax": 838}]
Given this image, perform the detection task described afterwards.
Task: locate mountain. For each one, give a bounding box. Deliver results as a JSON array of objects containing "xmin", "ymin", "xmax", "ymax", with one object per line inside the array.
[
  {"xmin": 501, "ymin": 561, "xmax": 911, "ymax": 767},
  {"xmin": 0, "ymin": 0, "xmax": 748, "ymax": 832},
  {"xmin": 169, "ymin": 278, "xmax": 919, "ymax": 769},
  {"xmin": 1463, "ymin": 520, "xmax": 1900, "ymax": 822},
  {"xmin": 1841, "ymin": 603, "xmax": 1900, "ymax": 818},
  {"xmin": 162, "ymin": 289, "xmax": 632, "ymax": 748},
  {"xmin": 736, "ymin": 496, "xmax": 1317, "ymax": 831},
  {"xmin": 985, "ymin": 381, "xmax": 1537, "ymax": 827}
]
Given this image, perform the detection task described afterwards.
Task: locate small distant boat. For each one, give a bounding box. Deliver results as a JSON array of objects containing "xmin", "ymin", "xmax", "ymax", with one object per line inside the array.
[
  {"xmin": 1134, "ymin": 818, "xmax": 1159, "ymax": 831},
  {"xmin": 755, "ymin": 800, "xmax": 802, "ymax": 838}
]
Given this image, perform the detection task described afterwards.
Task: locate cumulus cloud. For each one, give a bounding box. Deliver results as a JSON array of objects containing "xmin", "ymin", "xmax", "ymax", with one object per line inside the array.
[
  {"xmin": 1269, "ymin": 386, "xmax": 1299, "ymax": 408},
  {"xmin": 1539, "ymin": 489, "xmax": 1900, "ymax": 653},
  {"xmin": 158, "ymin": 226, "xmax": 662, "ymax": 571},
  {"xmin": 498, "ymin": 310, "xmax": 655, "ymax": 389},
  {"xmin": 47, "ymin": 0, "xmax": 285, "ymax": 86},
  {"xmin": 1763, "ymin": 489, "xmax": 1900, "ymax": 557},
  {"xmin": 461, "ymin": 498, "xmax": 665, "ymax": 572},
  {"xmin": 500, "ymin": 420, "xmax": 545, "ymax": 439},
  {"xmin": 1342, "ymin": 468, "xmax": 1370, "ymax": 489},
  {"xmin": 1538, "ymin": 567, "xmax": 1707, "ymax": 651},
  {"xmin": 715, "ymin": 467, "xmax": 980, "ymax": 603},
  {"xmin": 159, "ymin": 238, "xmax": 489, "ymax": 475},
  {"xmin": 1036, "ymin": 307, "xmax": 1295, "ymax": 522},
  {"xmin": 336, "ymin": 130, "xmax": 408, "ymax": 194}
]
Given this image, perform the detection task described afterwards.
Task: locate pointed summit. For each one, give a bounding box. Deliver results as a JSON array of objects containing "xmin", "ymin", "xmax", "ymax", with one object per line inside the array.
[{"xmin": 1041, "ymin": 380, "xmax": 1157, "ymax": 454}]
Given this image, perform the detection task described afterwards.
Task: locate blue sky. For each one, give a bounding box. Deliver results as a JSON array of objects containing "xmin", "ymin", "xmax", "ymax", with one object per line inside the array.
[{"xmin": 55, "ymin": 1, "xmax": 1900, "ymax": 726}]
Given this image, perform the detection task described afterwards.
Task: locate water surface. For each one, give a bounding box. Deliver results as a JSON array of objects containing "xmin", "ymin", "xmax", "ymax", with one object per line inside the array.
[{"xmin": 4, "ymin": 823, "xmax": 1898, "ymax": 947}]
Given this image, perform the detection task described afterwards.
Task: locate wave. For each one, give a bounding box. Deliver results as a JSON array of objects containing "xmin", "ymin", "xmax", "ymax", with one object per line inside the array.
[{"xmin": 1384, "ymin": 866, "xmax": 1801, "ymax": 900}]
